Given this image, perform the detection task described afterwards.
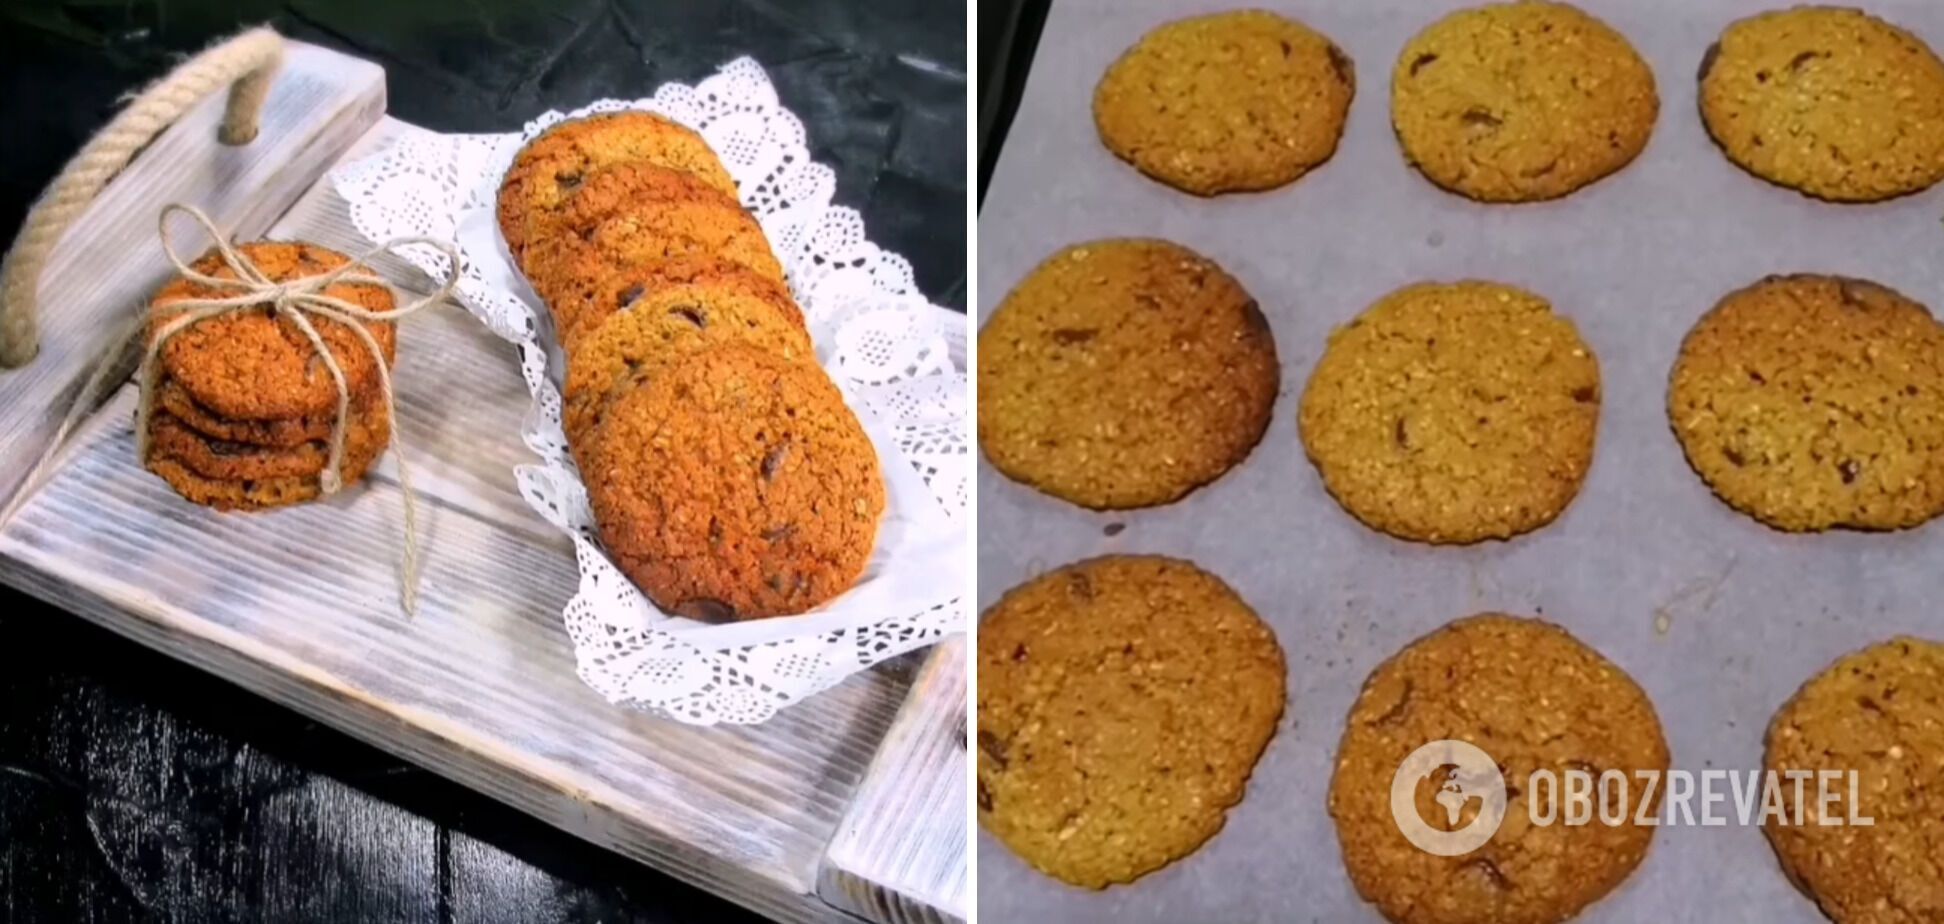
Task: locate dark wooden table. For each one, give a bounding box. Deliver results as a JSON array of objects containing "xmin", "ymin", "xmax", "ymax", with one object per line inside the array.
[{"xmin": 0, "ymin": 2, "xmax": 963, "ymax": 920}]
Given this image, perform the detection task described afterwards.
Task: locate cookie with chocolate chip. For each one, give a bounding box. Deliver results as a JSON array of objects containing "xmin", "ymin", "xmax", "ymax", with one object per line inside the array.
[
  {"xmin": 1700, "ymin": 7, "xmax": 1944, "ymax": 202},
  {"xmin": 580, "ymin": 344, "xmax": 883, "ymax": 619},
  {"xmin": 560, "ymin": 266, "xmax": 814, "ymax": 444},
  {"xmin": 1329, "ymin": 614, "xmax": 1669, "ymax": 924},
  {"xmin": 977, "ymin": 555, "xmax": 1286, "ymax": 888},
  {"xmin": 1298, "ymin": 280, "xmax": 1601, "ymax": 543},
  {"xmin": 1391, "ymin": 1, "xmax": 1658, "ymax": 202},
  {"xmin": 1764, "ymin": 636, "xmax": 1944, "ymax": 924},
  {"xmin": 521, "ymin": 163, "xmax": 783, "ymax": 316},
  {"xmin": 1093, "ymin": 10, "xmax": 1355, "ymax": 195},
  {"xmin": 152, "ymin": 242, "xmax": 398, "ymax": 422},
  {"xmin": 1668, "ymin": 274, "xmax": 1944, "ymax": 532},
  {"xmin": 147, "ymin": 403, "xmax": 390, "ymax": 482},
  {"xmin": 497, "ymin": 111, "xmax": 737, "ymax": 262},
  {"xmin": 978, "ymin": 239, "xmax": 1280, "ymax": 509}
]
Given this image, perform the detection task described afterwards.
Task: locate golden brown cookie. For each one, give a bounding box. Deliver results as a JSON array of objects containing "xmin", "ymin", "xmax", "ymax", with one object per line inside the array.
[
  {"xmin": 1392, "ymin": 1, "xmax": 1659, "ymax": 202},
  {"xmin": 153, "ymin": 376, "xmax": 374, "ymax": 449},
  {"xmin": 144, "ymin": 416, "xmax": 388, "ymax": 512},
  {"xmin": 560, "ymin": 269, "xmax": 815, "ymax": 444},
  {"xmin": 977, "ymin": 239, "xmax": 1279, "ymax": 509},
  {"xmin": 1093, "ymin": 10, "xmax": 1355, "ymax": 195},
  {"xmin": 551, "ymin": 256, "xmax": 805, "ymax": 350},
  {"xmin": 1298, "ymin": 281, "xmax": 1600, "ymax": 543},
  {"xmin": 580, "ymin": 344, "xmax": 883, "ymax": 620},
  {"xmin": 497, "ymin": 111, "xmax": 736, "ymax": 260},
  {"xmin": 1667, "ymin": 274, "xmax": 1944, "ymax": 532},
  {"xmin": 1765, "ymin": 637, "xmax": 1944, "ymax": 924},
  {"xmin": 152, "ymin": 242, "xmax": 398, "ymax": 422},
  {"xmin": 1700, "ymin": 7, "xmax": 1944, "ymax": 202},
  {"xmin": 1329, "ymin": 615, "xmax": 1670, "ymax": 924},
  {"xmin": 977, "ymin": 555, "xmax": 1286, "ymax": 889},
  {"xmin": 521, "ymin": 163, "xmax": 784, "ymax": 309},
  {"xmin": 147, "ymin": 404, "xmax": 390, "ymax": 482}
]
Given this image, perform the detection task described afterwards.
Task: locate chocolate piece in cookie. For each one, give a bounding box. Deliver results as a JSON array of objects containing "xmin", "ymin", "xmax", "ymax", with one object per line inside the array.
[
  {"xmin": 1392, "ymin": 1, "xmax": 1658, "ymax": 202},
  {"xmin": 580, "ymin": 344, "xmax": 883, "ymax": 619},
  {"xmin": 1093, "ymin": 10, "xmax": 1355, "ymax": 195},
  {"xmin": 1668, "ymin": 274, "xmax": 1944, "ymax": 532},
  {"xmin": 1765, "ymin": 637, "xmax": 1944, "ymax": 924},
  {"xmin": 1700, "ymin": 7, "xmax": 1944, "ymax": 202},
  {"xmin": 1299, "ymin": 280, "xmax": 1600, "ymax": 543},
  {"xmin": 497, "ymin": 110, "xmax": 736, "ymax": 260},
  {"xmin": 977, "ymin": 239, "xmax": 1280, "ymax": 509},
  {"xmin": 152, "ymin": 242, "xmax": 398, "ymax": 422},
  {"xmin": 1329, "ymin": 614, "xmax": 1669, "ymax": 924},
  {"xmin": 978, "ymin": 555, "xmax": 1285, "ymax": 888}
]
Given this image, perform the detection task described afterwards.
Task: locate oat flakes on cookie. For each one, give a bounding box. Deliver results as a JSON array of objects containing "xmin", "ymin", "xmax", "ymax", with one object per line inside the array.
[
  {"xmin": 1298, "ymin": 281, "xmax": 1600, "ymax": 543},
  {"xmin": 580, "ymin": 344, "xmax": 883, "ymax": 620},
  {"xmin": 1668, "ymin": 274, "xmax": 1944, "ymax": 532},
  {"xmin": 1329, "ymin": 615, "xmax": 1669, "ymax": 924},
  {"xmin": 977, "ymin": 239, "xmax": 1280, "ymax": 510},
  {"xmin": 977, "ymin": 555, "xmax": 1286, "ymax": 888},
  {"xmin": 1392, "ymin": 1, "xmax": 1659, "ymax": 202},
  {"xmin": 1765, "ymin": 636, "xmax": 1944, "ymax": 924},
  {"xmin": 497, "ymin": 110, "xmax": 736, "ymax": 261},
  {"xmin": 1700, "ymin": 7, "xmax": 1944, "ymax": 202},
  {"xmin": 1093, "ymin": 10, "xmax": 1355, "ymax": 195}
]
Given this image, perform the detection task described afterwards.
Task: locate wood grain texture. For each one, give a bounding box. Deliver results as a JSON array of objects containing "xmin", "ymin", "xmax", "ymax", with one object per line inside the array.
[
  {"xmin": 0, "ymin": 82, "xmax": 968, "ymax": 923},
  {"xmin": 818, "ymin": 637, "xmax": 967, "ymax": 924},
  {"xmin": 0, "ymin": 43, "xmax": 385, "ymax": 510}
]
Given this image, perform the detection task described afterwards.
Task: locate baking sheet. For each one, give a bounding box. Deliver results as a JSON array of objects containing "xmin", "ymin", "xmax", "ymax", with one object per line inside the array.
[{"xmin": 975, "ymin": 1, "xmax": 1944, "ymax": 921}]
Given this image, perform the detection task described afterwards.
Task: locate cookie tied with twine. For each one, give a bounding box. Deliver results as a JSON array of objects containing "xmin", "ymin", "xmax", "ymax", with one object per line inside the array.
[{"xmin": 13, "ymin": 203, "xmax": 460, "ymax": 616}]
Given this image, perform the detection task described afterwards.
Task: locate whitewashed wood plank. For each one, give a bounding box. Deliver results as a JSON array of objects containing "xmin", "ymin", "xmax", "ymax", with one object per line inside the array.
[
  {"xmin": 0, "ymin": 386, "xmax": 910, "ymax": 923},
  {"xmin": 819, "ymin": 637, "xmax": 968, "ymax": 924},
  {"xmin": 0, "ymin": 42, "xmax": 385, "ymax": 509}
]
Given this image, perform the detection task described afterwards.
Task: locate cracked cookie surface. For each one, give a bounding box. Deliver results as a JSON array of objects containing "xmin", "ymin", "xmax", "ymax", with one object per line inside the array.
[
  {"xmin": 1668, "ymin": 274, "xmax": 1944, "ymax": 532},
  {"xmin": 153, "ymin": 242, "xmax": 397, "ymax": 422},
  {"xmin": 561, "ymin": 266, "xmax": 813, "ymax": 445},
  {"xmin": 580, "ymin": 344, "xmax": 882, "ymax": 620},
  {"xmin": 977, "ymin": 239, "xmax": 1280, "ymax": 510},
  {"xmin": 976, "ymin": 555, "xmax": 1286, "ymax": 889},
  {"xmin": 1391, "ymin": 1, "xmax": 1658, "ymax": 202},
  {"xmin": 1765, "ymin": 636, "xmax": 1944, "ymax": 924},
  {"xmin": 1700, "ymin": 7, "xmax": 1944, "ymax": 202},
  {"xmin": 1329, "ymin": 615, "xmax": 1669, "ymax": 924},
  {"xmin": 1093, "ymin": 10, "xmax": 1355, "ymax": 195},
  {"xmin": 1298, "ymin": 281, "xmax": 1600, "ymax": 543}
]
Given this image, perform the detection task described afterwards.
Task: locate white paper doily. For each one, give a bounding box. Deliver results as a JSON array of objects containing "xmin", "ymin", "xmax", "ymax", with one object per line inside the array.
[{"xmin": 332, "ymin": 58, "xmax": 969, "ymax": 725}]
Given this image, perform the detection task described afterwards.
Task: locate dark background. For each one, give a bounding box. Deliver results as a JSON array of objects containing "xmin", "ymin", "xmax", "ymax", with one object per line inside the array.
[{"xmin": 0, "ymin": 2, "xmax": 962, "ymax": 921}]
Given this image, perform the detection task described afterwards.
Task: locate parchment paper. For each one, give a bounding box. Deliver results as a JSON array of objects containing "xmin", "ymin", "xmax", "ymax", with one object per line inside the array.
[{"xmin": 976, "ymin": 1, "xmax": 1944, "ymax": 921}]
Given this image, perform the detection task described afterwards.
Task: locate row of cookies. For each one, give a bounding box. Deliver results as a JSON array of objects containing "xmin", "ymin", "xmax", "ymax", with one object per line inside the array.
[
  {"xmin": 977, "ymin": 238, "xmax": 1944, "ymax": 538},
  {"xmin": 496, "ymin": 111, "xmax": 884, "ymax": 620},
  {"xmin": 143, "ymin": 241, "xmax": 399, "ymax": 510},
  {"xmin": 977, "ymin": 554, "xmax": 1944, "ymax": 924},
  {"xmin": 1095, "ymin": 3, "xmax": 1944, "ymax": 203}
]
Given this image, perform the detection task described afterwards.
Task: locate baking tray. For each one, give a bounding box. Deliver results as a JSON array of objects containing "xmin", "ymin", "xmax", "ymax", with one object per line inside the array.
[{"xmin": 975, "ymin": 0, "xmax": 1944, "ymax": 921}]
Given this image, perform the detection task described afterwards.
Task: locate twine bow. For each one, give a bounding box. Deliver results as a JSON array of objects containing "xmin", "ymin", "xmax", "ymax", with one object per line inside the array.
[{"xmin": 135, "ymin": 203, "xmax": 460, "ymax": 615}]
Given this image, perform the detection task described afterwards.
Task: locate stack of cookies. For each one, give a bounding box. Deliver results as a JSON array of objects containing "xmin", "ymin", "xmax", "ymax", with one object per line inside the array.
[
  {"xmin": 497, "ymin": 111, "xmax": 885, "ymax": 621},
  {"xmin": 144, "ymin": 242, "xmax": 399, "ymax": 511}
]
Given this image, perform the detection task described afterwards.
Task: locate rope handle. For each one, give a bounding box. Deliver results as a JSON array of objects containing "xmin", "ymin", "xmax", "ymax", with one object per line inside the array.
[{"xmin": 0, "ymin": 26, "xmax": 285, "ymax": 369}]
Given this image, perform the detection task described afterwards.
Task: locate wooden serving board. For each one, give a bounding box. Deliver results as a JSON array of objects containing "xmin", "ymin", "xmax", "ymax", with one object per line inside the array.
[{"xmin": 0, "ymin": 41, "xmax": 965, "ymax": 924}]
